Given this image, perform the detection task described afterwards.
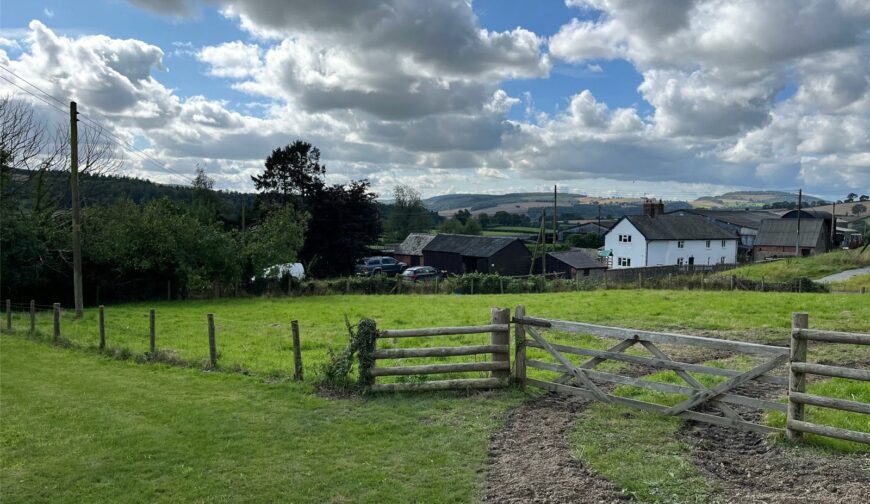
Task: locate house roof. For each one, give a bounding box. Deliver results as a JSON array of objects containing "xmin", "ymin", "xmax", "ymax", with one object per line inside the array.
[
  {"xmin": 547, "ymin": 250, "xmax": 606, "ymax": 270},
  {"xmin": 675, "ymin": 209, "xmax": 780, "ymax": 229},
  {"xmin": 423, "ymin": 234, "xmax": 523, "ymax": 257},
  {"xmin": 755, "ymin": 219, "xmax": 826, "ymax": 247},
  {"xmin": 395, "ymin": 233, "xmax": 435, "ymax": 256},
  {"xmin": 618, "ymin": 214, "xmax": 738, "ymax": 241},
  {"xmin": 780, "ymin": 209, "xmax": 833, "ymax": 220}
]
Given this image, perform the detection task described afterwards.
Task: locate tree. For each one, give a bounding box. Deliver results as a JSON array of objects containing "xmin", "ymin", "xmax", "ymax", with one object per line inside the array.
[
  {"xmin": 454, "ymin": 209, "xmax": 472, "ymax": 224},
  {"xmin": 477, "ymin": 212, "xmax": 490, "ymax": 228},
  {"xmin": 191, "ymin": 163, "xmax": 220, "ymax": 223},
  {"xmin": 852, "ymin": 203, "xmax": 867, "ymax": 216},
  {"xmin": 251, "ymin": 140, "xmax": 325, "ymax": 206},
  {"xmin": 438, "ymin": 215, "xmax": 481, "ymax": 235},
  {"xmin": 566, "ymin": 233, "xmax": 604, "ymax": 248},
  {"xmin": 245, "ymin": 205, "xmax": 309, "ymax": 273},
  {"xmin": 845, "ymin": 192, "xmax": 857, "ymax": 203},
  {"xmin": 384, "ymin": 184, "xmax": 431, "ymax": 242},
  {"xmin": 860, "ymin": 195, "xmax": 869, "ymax": 202}
]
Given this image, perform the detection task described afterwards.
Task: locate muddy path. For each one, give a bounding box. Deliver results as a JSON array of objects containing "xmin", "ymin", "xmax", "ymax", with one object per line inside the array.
[{"xmin": 482, "ymin": 352, "xmax": 869, "ymax": 503}]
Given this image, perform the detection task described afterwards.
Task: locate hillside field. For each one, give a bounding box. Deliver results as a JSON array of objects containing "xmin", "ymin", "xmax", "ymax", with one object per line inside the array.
[
  {"xmin": 725, "ymin": 249, "xmax": 870, "ymax": 283},
  {"xmin": 2, "ymin": 290, "xmax": 869, "ymax": 502}
]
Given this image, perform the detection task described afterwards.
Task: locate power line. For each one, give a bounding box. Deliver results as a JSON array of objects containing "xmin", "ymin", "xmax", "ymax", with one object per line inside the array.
[{"xmin": 0, "ymin": 65, "xmax": 193, "ymax": 184}]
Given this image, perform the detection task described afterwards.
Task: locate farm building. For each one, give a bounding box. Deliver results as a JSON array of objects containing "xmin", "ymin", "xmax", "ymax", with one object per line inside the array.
[
  {"xmin": 422, "ymin": 234, "xmax": 532, "ymax": 276},
  {"xmin": 545, "ymin": 250, "xmax": 606, "ymax": 278},
  {"xmin": 670, "ymin": 209, "xmax": 779, "ymax": 251},
  {"xmin": 557, "ymin": 220, "xmax": 616, "ymax": 242},
  {"xmin": 392, "ymin": 233, "xmax": 435, "ymax": 267},
  {"xmin": 603, "ymin": 212, "xmax": 739, "ymax": 269},
  {"xmin": 752, "ymin": 219, "xmax": 828, "ymax": 260},
  {"xmin": 779, "ymin": 209, "xmax": 836, "ymax": 248}
]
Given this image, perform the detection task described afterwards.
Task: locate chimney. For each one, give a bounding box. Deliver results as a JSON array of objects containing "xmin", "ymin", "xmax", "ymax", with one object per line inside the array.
[{"xmin": 643, "ymin": 198, "xmax": 665, "ymax": 217}]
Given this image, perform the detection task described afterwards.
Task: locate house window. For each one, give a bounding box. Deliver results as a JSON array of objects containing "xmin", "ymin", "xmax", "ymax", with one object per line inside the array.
[
  {"xmin": 677, "ymin": 257, "xmax": 684, "ymax": 266},
  {"xmin": 721, "ymin": 240, "xmax": 727, "ymax": 248},
  {"xmin": 720, "ymin": 256, "xmax": 727, "ymax": 264},
  {"xmin": 618, "ymin": 234, "xmax": 632, "ymax": 243},
  {"xmin": 705, "ymin": 240, "xmax": 711, "ymax": 248},
  {"xmin": 677, "ymin": 240, "xmax": 685, "ymax": 248},
  {"xmin": 618, "ymin": 257, "xmax": 631, "ymax": 267}
]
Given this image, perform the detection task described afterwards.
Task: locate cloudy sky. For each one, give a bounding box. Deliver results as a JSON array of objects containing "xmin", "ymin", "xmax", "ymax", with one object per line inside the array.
[{"xmin": 1, "ymin": 0, "xmax": 868, "ymax": 200}]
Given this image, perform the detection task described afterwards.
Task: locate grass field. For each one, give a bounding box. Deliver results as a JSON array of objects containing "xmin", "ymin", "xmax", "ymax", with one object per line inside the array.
[
  {"xmin": 829, "ymin": 273, "xmax": 870, "ymax": 291},
  {"xmin": 3, "ymin": 290, "xmax": 869, "ymax": 502},
  {"xmin": 726, "ymin": 249, "xmax": 870, "ymax": 282}
]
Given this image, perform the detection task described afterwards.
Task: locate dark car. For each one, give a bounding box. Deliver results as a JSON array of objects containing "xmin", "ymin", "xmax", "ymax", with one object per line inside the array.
[
  {"xmin": 401, "ymin": 266, "xmax": 444, "ymax": 282},
  {"xmin": 354, "ymin": 256, "xmax": 406, "ymax": 276}
]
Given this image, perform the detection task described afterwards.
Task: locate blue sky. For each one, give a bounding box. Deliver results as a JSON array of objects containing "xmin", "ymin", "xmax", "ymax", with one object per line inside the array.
[{"xmin": 1, "ymin": 1, "xmax": 868, "ymax": 199}]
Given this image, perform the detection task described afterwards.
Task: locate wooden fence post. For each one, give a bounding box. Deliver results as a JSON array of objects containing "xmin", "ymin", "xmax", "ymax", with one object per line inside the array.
[
  {"xmin": 500, "ymin": 276, "xmax": 505, "ymax": 294},
  {"xmin": 514, "ymin": 305, "xmax": 526, "ymax": 387},
  {"xmin": 53, "ymin": 303, "xmax": 61, "ymax": 342},
  {"xmin": 30, "ymin": 300, "xmax": 36, "ymax": 334},
  {"xmin": 207, "ymin": 313, "xmax": 217, "ymax": 368},
  {"xmin": 149, "ymin": 308, "xmax": 156, "ymax": 354},
  {"xmin": 637, "ymin": 273, "xmax": 642, "ymax": 289},
  {"xmin": 291, "ymin": 320, "xmax": 303, "ymax": 381},
  {"xmin": 730, "ymin": 275, "xmax": 735, "ymax": 291},
  {"xmin": 5, "ymin": 299, "xmax": 11, "ymax": 331},
  {"xmin": 761, "ymin": 275, "xmax": 765, "ymax": 292},
  {"xmin": 491, "ymin": 307, "xmax": 510, "ymax": 380},
  {"xmin": 603, "ymin": 270, "xmax": 608, "ymax": 290},
  {"xmin": 787, "ymin": 312, "xmax": 809, "ymax": 441},
  {"xmin": 668, "ymin": 273, "xmax": 672, "ymax": 290},
  {"xmin": 98, "ymin": 305, "xmax": 106, "ymax": 350}
]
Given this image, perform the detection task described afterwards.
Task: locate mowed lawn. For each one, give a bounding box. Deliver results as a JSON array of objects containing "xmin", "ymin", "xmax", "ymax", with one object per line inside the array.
[
  {"xmin": 2, "ymin": 290, "xmax": 868, "ymax": 502},
  {"xmin": 1, "ymin": 337, "xmax": 522, "ymax": 503}
]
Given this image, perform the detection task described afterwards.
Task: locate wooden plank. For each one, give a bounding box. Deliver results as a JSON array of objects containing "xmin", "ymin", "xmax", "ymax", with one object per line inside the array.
[
  {"xmin": 370, "ymin": 361, "xmax": 509, "ymax": 377},
  {"xmin": 795, "ymin": 328, "xmax": 870, "ymax": 345},
  {"xmin": 526, "ymin": 326, "xmax": 611, "ymax": 403},
  {"xmin": 373, "ymin": 345, "xmax": 509, "ymax": 359},
  {"xmin": 788, "ymin": 312, "xmax": 808, "ymax": 441},
  {"xmin": 527, "ymin": 360, "xmax": 786, "ymax": 412},
  {"xmin": 515, "ymin": 316, "xmax": 788, "ymax": 356},
  {"xmin": 790, "ymin": 362, "xmax": 870, "ymax": 382},
  {"xmin": 640, "ymin": 340, "xmax": 742, "ymax": 420},
  {"xmin": 526, "ymin": 378, "xmax": 781, "ymax": 435},
  {"xmin": 787, "ymin": 419, "xmax": 870, "ymax": 445},
  {"xmin": 514, "ymin": 305, "xmax": 527, "ymax": 386},
  {"xmin": 580, "ymin": 337, "xmax": 637, "ymax": 370},
  {"xmin": 491, "ymin": 308, "xmax": 511, "ymax": 380},
  {"xmin": 524, "ymin": 340, "xmax": 788, "ymax": 386},
  {"xmin": 370, "ymin": 378, "xmax": 507, "ymax": 392},
  {"xmin": 665, "ymin": 354, "xmax": 789, "ymax": 415},
  {"xmin": 379, "ymin": 324, "xmax": 510, "ymax": 338},
  {"xmin": 790, "ymin": 392, "xmax": 870, "ymax": 415}
]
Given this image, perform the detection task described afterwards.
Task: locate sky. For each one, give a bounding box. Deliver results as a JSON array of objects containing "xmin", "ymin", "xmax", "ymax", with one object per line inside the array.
[{"xmin": 1, "ymin": 0, "xmax": 868, "ymax": 200}]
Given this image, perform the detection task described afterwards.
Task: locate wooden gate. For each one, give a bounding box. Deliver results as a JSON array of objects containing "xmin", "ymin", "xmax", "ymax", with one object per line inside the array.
[{"xmin": 512, "ymin": 305, "xmax": 790, "ymax": 434}]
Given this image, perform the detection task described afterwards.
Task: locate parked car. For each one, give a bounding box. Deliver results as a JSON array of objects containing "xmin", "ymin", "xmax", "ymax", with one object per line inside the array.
[
  {"xmin": 400, "ymin": 266, "xmax": 444, "ymax": 282},
  {"xmin": 354, "ymin": 256, "xmax": 406, "ymax": 276}
]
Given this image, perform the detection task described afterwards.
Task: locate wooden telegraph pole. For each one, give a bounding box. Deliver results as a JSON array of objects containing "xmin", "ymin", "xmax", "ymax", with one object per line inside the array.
[
  {"xmin": 70, "ymin": 101, "xmax": 84, "ymax": 318},
  {"xmin": 795, "ymin": 188, "xmax": 802, "ymax": 258},
  {"xmin": 552, "ymin": 185, "xmax": 557, "ymax": 247}
]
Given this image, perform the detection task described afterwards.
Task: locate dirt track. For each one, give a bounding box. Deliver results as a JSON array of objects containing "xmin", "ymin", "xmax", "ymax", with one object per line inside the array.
[{"xmin": 482, "ymin": 377, "xmax": 870, "ymax": 503}]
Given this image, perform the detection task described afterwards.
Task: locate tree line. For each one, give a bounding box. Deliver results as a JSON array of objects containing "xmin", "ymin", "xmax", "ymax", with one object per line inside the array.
[{"xmin": 1, "ymin": 97, "xmax": 380, "ymax": 303}]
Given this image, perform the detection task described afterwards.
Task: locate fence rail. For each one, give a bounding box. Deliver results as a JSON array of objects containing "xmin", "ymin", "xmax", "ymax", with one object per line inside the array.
[
  {"xmin": 787, "ymin": 318, "xmax": 870, "ymax": 444},
  {"xmin": 371, "ymin": 308, "xmax": 511, "ymax": 392}
]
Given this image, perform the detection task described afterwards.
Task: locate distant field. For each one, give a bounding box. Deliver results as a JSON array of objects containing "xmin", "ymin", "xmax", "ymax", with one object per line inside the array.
[
  {"xmin": 725, "ymin": 249, "xmax": 870, "ymax": 283},
  {"xmin": 830, "ymin": 274, "xmax": 870, "ymax": 291}
]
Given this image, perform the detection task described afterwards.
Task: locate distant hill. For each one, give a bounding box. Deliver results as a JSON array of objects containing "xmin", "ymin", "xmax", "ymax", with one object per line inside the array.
[{"xmin": 692, "ymin": 191, "xmax": 826, "ymax": 208}]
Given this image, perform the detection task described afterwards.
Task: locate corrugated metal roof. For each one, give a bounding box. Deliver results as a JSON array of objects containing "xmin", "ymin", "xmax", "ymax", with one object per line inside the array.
[
  {"xmin": 423, "ymin": 234, "xmax": 520, "ymax": 257},
  {"xmin": 548, "ymin": 250, "xmax": 605, "ymax": 269},
  {"xmin": 395, "ymin": 233, "xmax": 435, "ymax": 256},
  {"xmin": 755, "ymin": 219, "xmax": 825, "ymax": 247},
  {"xmin": 622, "ymin": 214, "xmax": 738, "ymax": 241},
  {"xmin": 676, "ymin": 209, "xmax": 780, "ymax": 229}
]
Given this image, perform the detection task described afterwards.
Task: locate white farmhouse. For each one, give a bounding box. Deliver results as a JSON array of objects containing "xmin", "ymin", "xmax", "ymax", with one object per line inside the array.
[{"xmin": 603, "ymin": 214, "xmax": 739, "ymax": 269}]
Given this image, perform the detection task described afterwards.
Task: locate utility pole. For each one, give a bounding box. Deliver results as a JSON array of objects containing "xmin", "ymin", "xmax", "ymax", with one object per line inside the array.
[
  {"xmin": 795, "ymin": 188, "xmax": 802, "ymax": 257},
  {"xmin": 597, "ymin": 203, "xmax": 602, "ymax": 237},
  {"xmin": 70, "ymin": 101, "xmax": 84, "ymax": 318},
  {"xmin": 553, "ymin": 185, "xmax": 557, "ymax": 246},
  {"xmin": 541, "ymin": 210, "xmax": 547, "ymax": 274},
  {"xmin": 830, "ymin": 201, "xmax": 836, "ymax": 248}
]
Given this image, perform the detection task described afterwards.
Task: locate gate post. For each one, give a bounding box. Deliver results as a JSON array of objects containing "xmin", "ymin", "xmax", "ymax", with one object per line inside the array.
[
  {"xmin": 514, "ymin": 305, "xmax": 526, "ymax": 387},
  {"xmin": 787, "ymin": 312, "xmax": 809, "ymax": 441},
  {"xmin": 491, "ymin": 307, "xmax": 510, "ymax": 381}
]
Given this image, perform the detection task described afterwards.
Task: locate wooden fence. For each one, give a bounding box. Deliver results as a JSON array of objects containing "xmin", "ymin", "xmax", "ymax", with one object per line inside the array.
[
  {"xmin": 371, "ymin": 307, "xmax": 511, "ymax": 392},
  {"xmin": 787, "ymin": 314, "xmax": 870, "ymax": 444},
  {"xmin": 514, "ymin": 305, "xmax": 791, "ymax": 435}
]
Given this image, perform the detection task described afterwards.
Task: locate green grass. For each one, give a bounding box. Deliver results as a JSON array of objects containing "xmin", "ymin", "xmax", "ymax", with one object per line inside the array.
[
  {"xmin": 9, "ymin": 290, "xmax": 869, "ymax": 378},
  {"xmin": 572, "ymin": 404, "xmax": 712, "ymax": 503},
  {"xmin": 0, "ymin": 336, "xmax": 523, "ymax": 503},
  {"xmin": 767, "ymin": 378, "xmax": 870, "ymax": 453},
  {"xmin": 726, "ymin": 249, "xmax": 870, "ymax": 282},
  {"xmin": 829, "ymin": 273, "xmax": 870, "ymax": 292}
]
